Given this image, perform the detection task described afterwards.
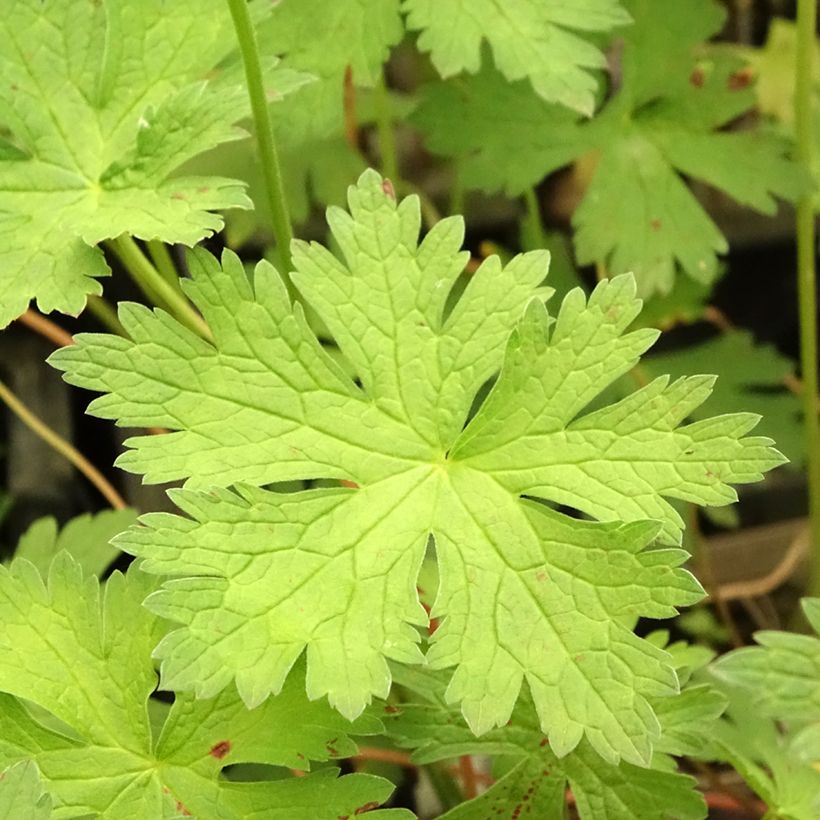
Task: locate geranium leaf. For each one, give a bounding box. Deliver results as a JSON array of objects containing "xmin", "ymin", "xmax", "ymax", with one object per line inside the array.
[
  {"xmin": 51, "ymin": 170, "xmax": 782, "ymax": 764},
  {"xmin": 0, "ymin": 555, "xmax": 407, "ymax": 819},
  {"xmin": 0, "ymin": 0, "xmax": 305, "ymax": 327}
]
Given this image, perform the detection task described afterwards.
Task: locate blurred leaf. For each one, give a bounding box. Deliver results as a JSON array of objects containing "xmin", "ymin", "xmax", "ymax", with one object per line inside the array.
[{"xmin": 14, "ymin": 509, "xmax": 138, "ymax": 579}]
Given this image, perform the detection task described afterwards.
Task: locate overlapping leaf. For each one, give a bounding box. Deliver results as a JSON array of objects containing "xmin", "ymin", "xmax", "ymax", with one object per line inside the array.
[
  {"xmin": 403, "ymin": 0, "xmax": 631, "ymax": 114},
  {"xmin": 413, "ymin": 0, "xmax": 801, "ymax": 294},
  {"xmin": 52, "ymin": 170, "xmax": 783, "ymax": 764},
  {"xmin": 0, "ymin": 0, "xmax": 306, "ymax": 327},
  {"xmin": 0, "ymin": 554, "xmax": 407, "ymax": 819},
  {"xmin": 385, "ymin": 635, "xmax": 725, "ymax": 819},
  {"xmin": 714, "ymin": 598, "xmax": 820, "ymax": 720},
  {"xmin": 13, "ymin": 508, "xmax": 137, "ymax": 578},
  {"xmin": 0, "ymin": 761, "xmax": 52, "ymax": 819},
  {"xmin": 642, "ymin": 331, "xmax": 803, "ymax": 465}
]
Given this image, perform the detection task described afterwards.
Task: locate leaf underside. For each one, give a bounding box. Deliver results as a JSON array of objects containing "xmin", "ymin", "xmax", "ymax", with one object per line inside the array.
[{"xmin": 51, "ymin": 169, "xmax": 783, "ymax": 766}]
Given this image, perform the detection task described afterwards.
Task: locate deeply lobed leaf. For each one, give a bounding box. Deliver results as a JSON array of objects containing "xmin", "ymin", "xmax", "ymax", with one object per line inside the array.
[
  {"xmin": 413, "ymin": 0, "xmax": 802, "ymax": 294},
  {"xmin": 403, "ymin": 0, "xmax": 632, "ymax": 114},
  {"xmin": 0, "ymin": 554, "xmax": 406, "ymax": 819},
  {"xmin": 51, "ymin": 170, "xmax": 783, "ymax": 764},
  {"xmin": 0, "ymin": 0, "xmax": 306, "ymax": 327}
]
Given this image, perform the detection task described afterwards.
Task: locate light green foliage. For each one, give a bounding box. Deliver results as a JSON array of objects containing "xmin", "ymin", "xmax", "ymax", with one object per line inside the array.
[
  {"xmin": 385, "ymin": 635, "xmax": 725, "ymax": 819},
  {"xmin": 0, "ymin": 761, "xmax": 52, "ymax": 819},
  {"xmin": 642, "ymin": 331, "xmax": 804, "ymax": 465},
  {"xmin": 714, "ymin": 598, "xmax": 820, "ymax": 720},
  {"xmin": 0, "ymin": 0, "xmax": 306, "ymax": 328},
  {"xmin": 243, "ymin": 0, "xmax": 402, "ymax": 231},
  {"xmin": 403, "ymin": 0, "xmax": 631, "ymax": 114},
  {"xmin": 0, "ymin": 554, "xmax": 407, "ymax": 819},
  {"xmin": 707, "ymin": 687, "xmax": 820, "ymax": 820},
  {"xmin": 413, "ymin": 0, "xmax": 801, "ymax": 294},
  {"xmin": 13, "ymin": 508, "xmax": 138, "ymax": 578},
  {"xmin": 51, "ymin": 170, "xmax": 783, "ymax": 765},
  {"xmin": 711, "ymin": 601, "xmax": 820, "ymax": 819},
  {"xmin": 739, "ymin": 18, "xmax": 820, "ymax": 210}
]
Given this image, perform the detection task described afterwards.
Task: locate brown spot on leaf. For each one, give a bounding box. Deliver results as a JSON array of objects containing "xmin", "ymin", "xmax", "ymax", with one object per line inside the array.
[
  {"xmin": 650, "ymin": 218, "xmax": 662, "ymax": 232},
  {"xmin": 171, "ymin": 192, "xmax": 186, "ymax": 200},
  {"xmin": 384, "ymin": 704, "xmax": 400, "ymax": 714},
  {"xmin": 209, "ymin": 740, "xmax": 231, "ymax": 759},
  {"xmin": 381, "ymin": 179, "xmax": 395, "ymax": 199},
  {"xmin": 197, "ymin": 186, "xmax": 210, "ymax": 194},
  {"xmin": 535, "ymin": 570, "xmax": 548, "ymax": 582},
  {"xmin": 690, "ymin": 67, "xmax": 705, "ymax": 88},
  {"xmin": 326, "ymin": 737, "xmax": 339, "ymax": 757},
  {"xmin": 728, "ymin": 67, "xmax": 754, "ymax": 91},
  {"xmin": 539, "ymin": 738, "xmax": 549, "ymax": 747},
  {"xmin": 354, "ymin": 802, "xmax": 381, "ymax": 815}
]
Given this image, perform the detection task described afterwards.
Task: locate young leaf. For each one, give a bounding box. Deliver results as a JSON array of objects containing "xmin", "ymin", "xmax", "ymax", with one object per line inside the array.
[
  {"xmin": 403, "ymin": 0, "xmax": 632, "ymax": 115},
  {"xmin": 13, "ymin": 508, "xmax": 138, "ymax": 578},
  {"xmin": 413, "ymin": 0, "xmax": 802, "ymax": 294},
  {"xmin": 0, "ymin": 761, "xmax": 52, "ymax": 820},
  {"xmin": 0, "ymin": 555, "xmax": 407, "ymax": 819},
  {"xmin": 0, "ymin": 0, "xmax": 305, "ymax": 328},
  {"xmin": 51, "ymin": 170, "xmax": 783, "ymax": 765}
]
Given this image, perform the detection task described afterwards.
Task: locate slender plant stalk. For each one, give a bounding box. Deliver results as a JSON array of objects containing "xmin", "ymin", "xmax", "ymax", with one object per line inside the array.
[
  {"xmin": 450, "ymin": 161, "xmax": 465, "ymax": 217},
  {"xmin": 796, "ymin": 0, "xmax": 820, "ymax": 596},
  {"xmin": 86, "ymin": 295, "xmax": 127, "ymax": 336},
  {"xmin": 0, "ymin": 379, "xmax": 127, "ymax": 510},
  {"xmin": 108, "ymin": 235, "xmax": 211, "ymax": 341},
  {"xmin": 226, "ymin": 0, "xmax": 294, "ymax": 274},
  {"xmin": 374, "ymin": 72, "xmax": 399, "ymax": 183},
  {"xmin": 522, "ymin": 187, "xmax": 546, "ymax": 250},
  {"xmin": 343, "ymin": 65, "xmax": 359, "ymax": 150},
  {"xmin": 146, "ymin": 240, "xmax": 182, "ymax": 293}
]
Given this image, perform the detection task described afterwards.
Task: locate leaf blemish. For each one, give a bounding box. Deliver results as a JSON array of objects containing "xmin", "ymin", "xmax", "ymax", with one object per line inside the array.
[{"xmin": 209, "ymin": 739, "xmax": 231, "ymax": 759}]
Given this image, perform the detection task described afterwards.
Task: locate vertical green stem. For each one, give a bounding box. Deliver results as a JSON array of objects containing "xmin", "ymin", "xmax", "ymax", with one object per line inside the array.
[
  {"xmin": 521, "ymin": 187, "xmax": 546, "ymax": 250},
  {"xmin": 450, "ymin": 161, "xmax": 465, "ymax": 217},
  {"xmin": 374, "ymin": 72, "xmax": 399, "ymax": 183},
  {"xmin": 226, "ymin": 0, "xmax": 293, "ymax": 275},
  {"xmin": 796, "ymin": 0, "xmax": 820, "ymax": 595},
  {"xmin": 86, "ymin": 295, "xmax": 126, "ymax": 336},
  {"xmin": 108, "ymin": 236, "xmax": 211, "ymax": 340},
  {"xmin": 146, "ymin": 240, "xmax": 182, "ymax": 293}
]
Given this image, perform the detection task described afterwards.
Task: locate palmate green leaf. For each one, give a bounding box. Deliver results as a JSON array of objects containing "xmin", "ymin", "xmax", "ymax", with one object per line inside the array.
[
  {"xmin": 13, "ymin": 508, "xmax": 138, "ymax": 578},
  {"xmin": 0, "ymin": 761, "xmax": 52, "ymax": 819},
  {"xmin": 0, "ymin": 554, "xmax": 407, "ymax": 819},
  {"xmin": 385, "ymin": 639, "xmax": 725, "ymax": 820},
  {"xmin": 0, "ymin": 0, "xmax": 307, "ymax": 328},
  {"xmin": 413, "ymin": 0, "xmax": 802, "ymax": 295},
  {"xmin": 51, "ymin": 170, "xmax": 783, "ymax": 765},
  {"xmin": 403, "ymin": 0, "xmax": 631, "ymax": 115}
]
